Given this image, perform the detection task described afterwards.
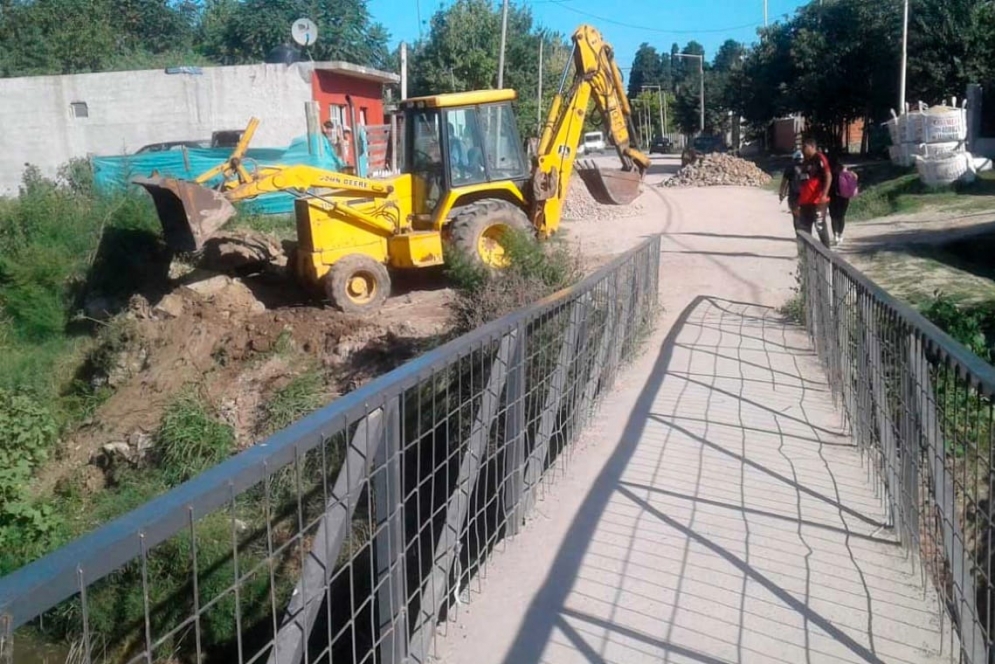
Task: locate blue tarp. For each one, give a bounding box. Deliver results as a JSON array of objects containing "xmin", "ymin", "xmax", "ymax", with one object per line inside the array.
[{"xmin": 92, "ymin": 134, "xmax": 345, "ymax": 215}]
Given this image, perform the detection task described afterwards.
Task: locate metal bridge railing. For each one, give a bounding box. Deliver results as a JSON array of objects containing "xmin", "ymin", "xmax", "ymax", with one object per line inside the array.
[
  {"xmin": 0, "ymin": 236, "xmax": 661, "ymax": 664},
  {"xmin": 798, "ymin": 232, "xmax": 995, "ymax": 664}
]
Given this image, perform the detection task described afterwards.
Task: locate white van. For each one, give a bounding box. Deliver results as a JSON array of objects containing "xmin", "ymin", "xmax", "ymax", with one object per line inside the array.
[{"xmin": 581, "ymin": 131, "xmax": 606, "ymax": 155}]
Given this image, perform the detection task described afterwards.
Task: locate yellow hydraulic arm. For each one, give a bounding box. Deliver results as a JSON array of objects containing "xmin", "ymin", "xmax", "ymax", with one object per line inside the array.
[{"xmin": 533, "ymin": 24, "xmax": 649, "ymax": 235}]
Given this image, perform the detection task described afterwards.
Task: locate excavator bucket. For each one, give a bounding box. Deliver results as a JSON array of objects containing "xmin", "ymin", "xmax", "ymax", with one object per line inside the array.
[
  {"xmin": 575, "ymin": 159, "xmax": 643, "ymax": 206},
  {"xmin": 133, "ymin": 176, "xmax": 236, "ymax": 253}
]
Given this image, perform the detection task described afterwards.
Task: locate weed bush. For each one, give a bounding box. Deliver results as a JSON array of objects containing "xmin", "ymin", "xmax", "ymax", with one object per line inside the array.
[
  {"xmin": 258, "ymin": 370, "xmax": 327, "ymax": 437},
  {"xmin": 446, "ymin": 229, "xmax": 582, "ymax": 333},
  {"xmin": 156, "ymin": 393, "xmax": 236, "ymax": 485},
  {"xmin": 0, "ymin": 388, "xmax": 60, "ymax": 551},
  {"xmin": 919, "ymin": 291, "xmax": 995, "ymax": 363},
  {"xmin": 0, "ymin": 162, "xmax": 162, "ymax": 422}
]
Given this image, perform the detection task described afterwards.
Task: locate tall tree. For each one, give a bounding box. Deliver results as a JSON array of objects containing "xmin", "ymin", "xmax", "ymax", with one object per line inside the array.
[
  {"xmin": 730, "ymin": 0, "xmax": 905, "ymax": 148},
  {"xmin": 199, "ymin": 0, "xmax": 390, "ymax": 68},
  {"xmin": 907, "ymin": 0, "xmax": 990, "ymax": 105},
  {"xmin": 408, "ymin": 0, "xmax": 570, "ymax": 138},
  {"xmin": 712, "ymin": 39, "xmax": 745, "ymax": 73},
  {"xmin": 627, "ymin": 42, "xmax": 664, "ymax": 99}
]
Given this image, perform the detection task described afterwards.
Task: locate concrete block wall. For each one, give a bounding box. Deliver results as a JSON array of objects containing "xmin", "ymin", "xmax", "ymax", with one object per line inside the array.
[{"xmin": 0, "ymin": 63, "xmax": 314, "ymax": 195}]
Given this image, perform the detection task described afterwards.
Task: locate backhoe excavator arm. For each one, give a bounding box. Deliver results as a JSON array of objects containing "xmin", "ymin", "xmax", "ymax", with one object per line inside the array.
[
  {"xmin": 532, "ymin": 24, "xmax": 650, "ymax": 235},
  {"xmin": 135, "ymin": 159, "xmax": 396, "ymax": 252}
]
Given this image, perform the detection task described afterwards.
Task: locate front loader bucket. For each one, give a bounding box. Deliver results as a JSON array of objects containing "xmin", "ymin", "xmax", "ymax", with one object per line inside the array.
[
  {"xmin": 575, "ymin": 160, "xmax": 643, "ymax": 206},
  {"xmin": 133, "ymin": 176, "xmax": 236, "ymax": 253}
]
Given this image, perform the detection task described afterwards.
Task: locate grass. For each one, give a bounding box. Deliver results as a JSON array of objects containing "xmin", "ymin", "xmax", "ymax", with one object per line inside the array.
[
  {"xmin": 258, "ymin": 369, "xmax": 327, "ymax": 436},
  {"xmin": 0, "ymin": 164, "xmax": 164, "ymax": 425},
  {"xmin": 848, "ymin": 164, "xmax": 995, "ymax": 222},
  {"xmin": 229, "ymin": 210, "xmax": 296, "ymax": 241},
  {"xmin": 155, "ymin": 391, "xmax": 236, "ymax": 485}
]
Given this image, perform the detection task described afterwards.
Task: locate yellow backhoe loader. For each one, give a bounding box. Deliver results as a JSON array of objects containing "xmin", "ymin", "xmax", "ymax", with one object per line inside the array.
[{"xmin": 136, "ymin": 24, "xmax": 649, "ymax": 314}]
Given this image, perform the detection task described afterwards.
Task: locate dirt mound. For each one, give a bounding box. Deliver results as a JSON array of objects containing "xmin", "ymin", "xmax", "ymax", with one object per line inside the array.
[
  {"xmin": 36, "ymin": 238, "xmax": 453, "ymax": 495},
  {"xmin": 563, "ymin": 174, "xmax": 644, "ymax": 221},
  {"xmin": 663, "ymin": 153, "xmax": 772, "ymax": 188}
]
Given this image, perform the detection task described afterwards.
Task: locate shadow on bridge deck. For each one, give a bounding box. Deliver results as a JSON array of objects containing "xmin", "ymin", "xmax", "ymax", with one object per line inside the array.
[{"xmin": 433, "ymin": 295, "xmax": 948, "ymax": 664}]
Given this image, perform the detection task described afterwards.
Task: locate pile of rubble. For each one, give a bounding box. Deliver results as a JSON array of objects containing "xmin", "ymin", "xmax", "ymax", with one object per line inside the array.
[
  {"xmin": 663, "ymin": 153, "xmax": 772, "ymax": 188},
  {"xmin": 563, "ymin": 175, "xmax": 643, "ymax": 221}
]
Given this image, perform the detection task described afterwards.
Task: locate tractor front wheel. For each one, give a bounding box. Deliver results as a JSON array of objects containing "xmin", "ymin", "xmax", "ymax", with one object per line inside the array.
[
  {"xmin": 324, "ymin": 254, "xmax": 391, "ymax": 314},
  {"xmin": 448, "ymin": 199, "xmax": 533, "ymax": 270}
]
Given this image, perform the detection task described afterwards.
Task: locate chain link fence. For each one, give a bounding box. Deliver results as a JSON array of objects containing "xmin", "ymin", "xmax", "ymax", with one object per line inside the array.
[
  {"xmin": 798, "ymin": 232, "xmax": 995, "ymax": 664},
  {"xmin": 0, "ymin": 235, "xmax": 660, "ymax": 664}
]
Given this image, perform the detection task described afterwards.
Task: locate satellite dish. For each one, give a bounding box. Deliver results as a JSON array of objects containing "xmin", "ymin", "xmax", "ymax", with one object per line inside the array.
[{"xmin": 291, "ymin": 18, "xmax": 318, "ymax": 47}]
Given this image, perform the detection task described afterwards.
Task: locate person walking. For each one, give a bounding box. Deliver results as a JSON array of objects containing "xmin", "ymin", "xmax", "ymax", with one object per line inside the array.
[
  {"xmin": 779, "ymin": 150, "xmax": 804, "ymax": 230},
  {"xmin": 828, "ymin": 153, "xmax": 859, "ymax": 246},
  {"xmin": 797, "ymin": 137, "xmax": 832, "ymax": 246}
]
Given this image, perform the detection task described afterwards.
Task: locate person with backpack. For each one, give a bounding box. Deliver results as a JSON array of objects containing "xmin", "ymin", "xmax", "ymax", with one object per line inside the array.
[
  {"xmin": 829, "ymin": 154, "xmax": 859, "ymax": 246},
  {"xmin": 779, "ymin": 150, "xmax": 805, "ymax": 230},
  {"xmin": 797, "ymin": 137, "xmax": 833, "ymax": 246}
]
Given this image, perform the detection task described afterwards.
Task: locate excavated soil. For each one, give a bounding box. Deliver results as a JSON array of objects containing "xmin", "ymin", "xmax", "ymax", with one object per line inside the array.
[{"xmin": 37, "ymin": 232, "xmax": 452, "ymax": 495}]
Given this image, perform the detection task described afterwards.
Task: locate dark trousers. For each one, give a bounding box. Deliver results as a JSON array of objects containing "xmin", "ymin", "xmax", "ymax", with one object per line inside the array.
[
  {"xmin": 829, "ymin": 197, "xmax": 850, "ymax": 236},
  {"xmin": 797, "ymin": 203, "xmax": 832, "ymax": 245}
]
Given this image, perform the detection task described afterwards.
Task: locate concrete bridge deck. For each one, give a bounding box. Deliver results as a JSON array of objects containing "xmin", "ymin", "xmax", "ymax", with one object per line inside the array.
[{"xmin": 430, "ymin": 185, "xmax": 949, "ymax": 664}]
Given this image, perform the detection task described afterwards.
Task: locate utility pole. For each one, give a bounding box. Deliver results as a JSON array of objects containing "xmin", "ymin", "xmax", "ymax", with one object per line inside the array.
[
  {"xmin": 899, "ymin": 0, "xmax": 909, "ymax": 114},
  {"xmin": 764, "ymin": 0, "xmax": 768, "ymax": 27},
  {"xmin": 400, "ymin": 41, "xmax": 408, "ymax": 99},
  {"xmin": 497, "ymin": 0, "xmax": 509, "ymax": 88},
  {"xmin": 699, "ymin": 56, "xmax": 704, "ymax": 134},
  {"xmin": 537, "ymin": 35, "xmax": 544, "ymax": 134}
]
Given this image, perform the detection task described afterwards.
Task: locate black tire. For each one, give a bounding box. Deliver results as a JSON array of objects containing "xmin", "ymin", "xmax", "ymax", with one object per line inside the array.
[
  {"xmin": 447, "ymin": 199, "xmax": 532, "ymax": 269},
  {"xmin": 323, "ymin": 254, "xmax": 391, "ymax": 314}
]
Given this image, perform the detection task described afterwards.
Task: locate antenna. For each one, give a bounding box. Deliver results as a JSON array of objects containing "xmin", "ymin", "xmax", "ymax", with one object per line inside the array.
[{"xmin": 291, "ymin": 18, "xmax": 318, "ymax": 48}]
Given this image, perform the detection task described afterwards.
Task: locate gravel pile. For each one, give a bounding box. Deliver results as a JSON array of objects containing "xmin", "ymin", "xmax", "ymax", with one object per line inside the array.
[
  {"xmin": 663, "ymin": 153, "xmax": 772, "ymax": 188},
  {"xmin": 563, "ymin": 175, "xmax": 643, "ymax": 221}
]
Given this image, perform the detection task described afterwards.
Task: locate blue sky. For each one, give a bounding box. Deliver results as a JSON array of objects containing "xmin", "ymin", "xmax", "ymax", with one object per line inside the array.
[{"xmin": 366, "ymin": 0, "xmax": 811, "ymax": 77}]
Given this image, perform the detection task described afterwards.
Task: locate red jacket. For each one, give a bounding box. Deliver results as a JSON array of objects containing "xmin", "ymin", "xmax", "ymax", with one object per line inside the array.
[{"xmin": 798, "ymin": 152, "xmax": 830, "ymax": 206}]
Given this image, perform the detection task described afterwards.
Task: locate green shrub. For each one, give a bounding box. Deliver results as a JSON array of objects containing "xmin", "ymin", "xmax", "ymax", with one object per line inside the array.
[
  {"xmin": 0, "ymin": 162, "xmax": 163, "ymax": 425},
  {"xmin": 918, "ymin": 291, "xmax": 994, "ymax": 362},
  {"xmin": 156, "ymin": 393, "xmax": 236, "ymax": 486},
  {"xmin": 258, "ymin": 370, "xmax": 327, "ymax": 437},
  {"xmin": 0, "ymin": 388, "xmax": 61, "ymax": 558},
  {"xmin": 446, "ymin": 229, "xmax": 582, "ymax": 332}
]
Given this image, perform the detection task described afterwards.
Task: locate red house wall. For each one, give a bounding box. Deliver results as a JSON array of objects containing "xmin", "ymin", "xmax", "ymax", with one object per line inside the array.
[{"xmin": 312, "ymin": 71, "xmax": 385, "ymax": 124}]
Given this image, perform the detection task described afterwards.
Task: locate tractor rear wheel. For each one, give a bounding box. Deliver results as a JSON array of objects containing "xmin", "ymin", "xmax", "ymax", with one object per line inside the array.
[
  {"xmin": 448, "ymin": 199, "xmax": 533, "ymax": 269},
  {"xmin": 323, "ymin": 254, "xmax": 391, "ymax": 314}
]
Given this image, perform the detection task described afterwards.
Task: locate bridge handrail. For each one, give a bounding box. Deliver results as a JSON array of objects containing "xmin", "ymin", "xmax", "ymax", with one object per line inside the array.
[
  {"xmin": 0, "ymin": 235, "xmax": 661, "ymax": 664},
  {"xmin": 798, "ymin": 231, "xmax": 994, "ymax": 664}
]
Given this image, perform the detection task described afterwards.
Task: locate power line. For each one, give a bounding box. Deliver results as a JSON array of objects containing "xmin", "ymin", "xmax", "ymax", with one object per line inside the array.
[{"xmin": 543, "ymin": 1, "xmax": 763, "ymax": 35}]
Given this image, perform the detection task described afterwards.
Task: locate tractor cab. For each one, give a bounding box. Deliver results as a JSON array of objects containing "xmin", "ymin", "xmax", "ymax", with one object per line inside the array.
[{"xmin": 400, "ymin": 90, "xmax": 531, "ymax": 223}]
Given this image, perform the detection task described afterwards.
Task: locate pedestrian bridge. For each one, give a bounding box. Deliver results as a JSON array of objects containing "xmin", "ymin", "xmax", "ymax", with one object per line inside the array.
[{"xmin": 1, "ymin": 232, "xmax": 993, "ymax": 664}]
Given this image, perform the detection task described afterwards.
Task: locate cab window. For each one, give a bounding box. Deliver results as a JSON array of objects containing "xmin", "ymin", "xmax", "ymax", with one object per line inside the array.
[
  {"xmin": 479, "ymin": 103, "xmax": 529, "ymax": 181},
  {"xmin": 408, "ymin": 108, "xmax": 444, "ymax": 212},
  {"xmin": 445, "ymin": 107, "xmax": 487, "ymax": 187}
]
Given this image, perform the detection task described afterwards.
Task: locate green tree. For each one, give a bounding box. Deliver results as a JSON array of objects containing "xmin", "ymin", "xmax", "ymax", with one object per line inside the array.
[
  {"xmin": 907, "ymin": 0, "xmax": 995, "ymax": 104},
  {"xmin": 199, "ymin": 0, "xmax": 390, "ymax": 68},
  {"xmin": 408, "ymin": 0, "xmax": 570, "ymax": 139},
  {"xmin": 712, "ymin": 39, "xmax": 745, "ymax": 73},
  {"xmin": 730, "ymin": 0, "xmax": 904, "ymax": 150},
  {"xmin": 627, "ymin": 43, "xmax": 668, "ymax": 99}
]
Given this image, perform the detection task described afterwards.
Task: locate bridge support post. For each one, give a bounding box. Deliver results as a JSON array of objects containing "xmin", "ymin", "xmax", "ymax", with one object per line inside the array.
[
  {"xmin": 503, "ymin": 322, "xmax": 528, "ymax": 537},
  {"xmin": 267, "ymin": 409, "xmax": 386, "ymax": 664},
  {"xmin": 521, "ymin": 301, "xmax": 585, "ymax": 516},
  {"xmin": 374, "ymin": 397, "xmax": 409, "ymax": 664},
  {"xmin": 408, "ymin": 332, "xmax": 516, "ymax": 662}
]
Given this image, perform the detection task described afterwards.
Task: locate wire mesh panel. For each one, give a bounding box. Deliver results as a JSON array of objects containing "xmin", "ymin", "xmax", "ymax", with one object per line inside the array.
[
  {"xmin": 797, "ymin": 233, "xmax": 995, "ymax": 664},
  {"xmin": 0, "ymin": 235, "xmax": 660, "ymax": 664}
]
